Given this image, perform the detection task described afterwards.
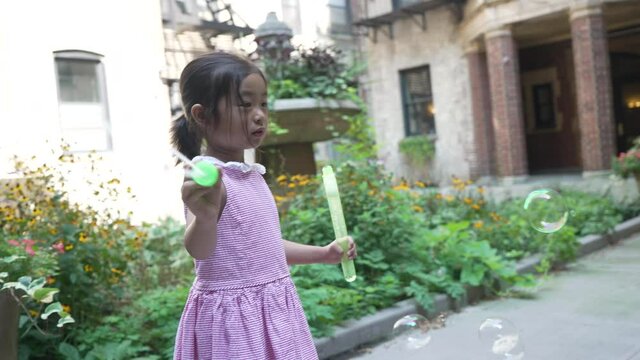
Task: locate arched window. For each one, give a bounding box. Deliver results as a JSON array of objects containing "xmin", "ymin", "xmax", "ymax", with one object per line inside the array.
[{"xmin": 53, "ymin": 50, "xmax": 112, "ymax": 151}]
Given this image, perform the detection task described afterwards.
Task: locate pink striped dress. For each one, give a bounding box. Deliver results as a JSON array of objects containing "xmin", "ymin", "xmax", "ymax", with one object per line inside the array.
[{"xmin": 174, "ymin": 156, "xmax": 318, "ymax": 360}]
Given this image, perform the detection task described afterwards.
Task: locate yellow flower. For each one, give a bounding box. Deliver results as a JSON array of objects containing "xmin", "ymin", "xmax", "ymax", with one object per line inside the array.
[
  {"xmin": 288, "ymin": 183, "xmax": 296, "ymax": 188},
  {"xmin": 274, "ymin": 195, "xmax": 286, "ymax": 203},
  {"xmin": 477, "ymin": 186, "xmax": 485, "ymax": 194},
  {"xmin": 434, "ymin": 193, "xmax": 443, "ymax": 200},
  {"xmin": 412, "ymin": 205, "xmax": 424, "ymax": 213},
  {"xmin": 415, "ymin": 181, "xmax": 426, "ymax": 188},
  {"xmin": 276, "ymin": 175, "xmax": 287, "ymax": 183},
  {"xmin": 84, "ymin": 264, "xmax": 94, "ymax": 272},
  {"xmin": 474, "ymin": 221, "xmax": 484, "ymax": 229},
  {"xmin": 78, "ymin": 232, "xmax": 88, "ymax": 243},
  {"xmin": 62, "ymin": 304, "xmax": 71, "ymax": 313},
  {"xmin": 392, "ymin": 184, "xmax": 410, "ymax": 191},
  {"xmin": 49, "ymin": 228, "xmax": 59, "ymax": 235},
  {"xmin": 471, "ymin": 204, "xmax": 481, "ymax": 211},
  {"xmin": 463, "ymin": 197, "xmax": 473, "ymax": 205},
  {"xmin": 445, "ymin": 195, "xmax": 454, "ymax": 202},
  {"xmin": 47, "ymin": 277, "xmax": 56, "ymax": 284},
  {"xmin": 111, "ymin": 268, "xmax": 125, "ymax": 275},
  {"xmin": 65, "ymin": 244, "xmax": 74, "ymax": 251},
  {"xmin": 29, "ymin": 310, "xmax": 39, "ymax": 318}
]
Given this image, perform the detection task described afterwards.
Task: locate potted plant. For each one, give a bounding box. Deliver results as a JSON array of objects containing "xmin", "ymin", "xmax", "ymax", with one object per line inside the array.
[
  {"xmin": 258, "ymin": 45, "xmax": 367, "ymax": 179},
  {"xmin": 398, "ymin": 135, "xmax": 436, "ymax": 182},
  {"xmin": 613, "ymin": 136, "xmax": 640, "ymax": 190}
]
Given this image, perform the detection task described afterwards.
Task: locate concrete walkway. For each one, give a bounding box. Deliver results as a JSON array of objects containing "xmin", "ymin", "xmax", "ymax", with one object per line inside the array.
[{"xmin": 332, "ymin": 233, "xmax": 640, "ymax": 360}]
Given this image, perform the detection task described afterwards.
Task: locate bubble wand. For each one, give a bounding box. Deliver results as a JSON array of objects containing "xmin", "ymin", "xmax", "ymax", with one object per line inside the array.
[
  {"xmin": 322, "ymin": 166, "xmax": 356, "ymax": 282},
  {"xmin": 171, "ymin": 149, "xmax": 219, "ymax": 187}
]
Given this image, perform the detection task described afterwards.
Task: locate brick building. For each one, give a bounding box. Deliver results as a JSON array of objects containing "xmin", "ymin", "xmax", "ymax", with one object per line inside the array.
[{"xmin": 351, "ymin": 0, "xmax": 640, "ymax": 183}]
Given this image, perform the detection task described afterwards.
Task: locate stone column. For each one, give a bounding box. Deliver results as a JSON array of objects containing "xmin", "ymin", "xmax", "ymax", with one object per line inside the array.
[
  {"xmin": 570, "ymin": 1, "xmax": 615, "ymax": 175},
  {"xmin": 485, "ymin": 26, "xmax": 528, "ymax": 182},
  {"xmin": 466, "ymin": 42, "xmax": 495, "ymax": 179}
]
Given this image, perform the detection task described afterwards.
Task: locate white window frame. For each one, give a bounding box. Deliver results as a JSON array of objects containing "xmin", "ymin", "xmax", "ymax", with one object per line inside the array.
[{"xmin": 53, "ymin": 50, "xmax": 112, "ymax": 152}]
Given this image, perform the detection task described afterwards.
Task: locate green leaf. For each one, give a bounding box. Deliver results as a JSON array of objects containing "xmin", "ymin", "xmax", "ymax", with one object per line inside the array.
[
  {"xmin": 18, "ymin": 276, "xmax": 31, "ymax": 287},
  {"xmin": 33, "ymin": 288, "xmax": 59, "ymax": 303},
  {"xmin": 57, "ymin": 314, "xmax": 75, "ymax": 327},
  {"xmin": 41, "ymin": 302, "xmax": 63, "ymax": 320},
  {"xmin": 58, "ymin": 342, "xmax": 82, "ymax": 360},
  {"xmin": 1, "ymin": 255, "xmax": 25, "ymax": 264},
  {"xmin": 18, "ymin": 315, "xmax": 29, "ymax": 328},
  {"xmin": 2, "ymin": 282, "xmax": 27, "ymax": 293},
  {"xmin": 26, "ymin": 277, "xmax": 47, "ymax": 298},
  {"xmin": 461, "ymin": 263, "xmax": 485, "ymax": 286}
]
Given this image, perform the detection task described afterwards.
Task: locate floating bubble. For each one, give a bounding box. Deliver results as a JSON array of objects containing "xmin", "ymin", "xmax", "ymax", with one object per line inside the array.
[
  {"xmin": 392, "ymin": 314, "xmax": 431, "ymax": 350},
  {"xmin": 478, "ymin": 318, "xmax": 521, "ymax": 355},
  {"xmin": 523, "ymin": 189, "xmax": 568, "ymax": 233}
]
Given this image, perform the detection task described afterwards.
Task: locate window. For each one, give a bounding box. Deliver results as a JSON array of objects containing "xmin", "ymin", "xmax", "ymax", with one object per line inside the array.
[
  {"xmin": 532, "ymin": 83, "xmax": 556, "ymax": 129},
  {"xmin": 328, "ymin": 0, "xmax": 351, "ymax": 35},
  {"xmin": 393, "ymin": 0, "xmax": 423, "ymax": 10},
  {"xmin": 400, "ymin": 65, "xmax": 436, "ymax": 136},
  {"xmin": 521, "ymin": 68, "xmax": 562, "ymax": 133},
  {"xmin": 54, "ymin": 50, "xmax": 112, "ymax": 151}
]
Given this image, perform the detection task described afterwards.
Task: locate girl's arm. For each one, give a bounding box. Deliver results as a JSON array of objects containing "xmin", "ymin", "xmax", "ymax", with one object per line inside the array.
[
  {"xmin": 182, "ymin": 169, "xmax": 226, "ymax": 260},
  {"xmin": 283, "ymin": 237, "xmax": 356, "ymax": 265}
]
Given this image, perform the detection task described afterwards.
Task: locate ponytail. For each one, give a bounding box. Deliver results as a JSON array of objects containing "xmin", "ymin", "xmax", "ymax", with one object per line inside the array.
[{"xmin": 170, "ymin": 112, "xmax": 202, "ymax": 161}]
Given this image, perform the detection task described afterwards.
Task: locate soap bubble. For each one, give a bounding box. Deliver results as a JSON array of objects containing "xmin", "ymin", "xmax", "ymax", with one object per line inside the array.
[
  {"xmin": 392, "ymin": 314, "xmax": 431, "ymax": 350},
  {"xmin": 523, "ymin": 189, "xmax": 568, "ymax": 233},
  {"xmin": 479, "ymin": 317, "xmax": 525, "ymax": 359}
]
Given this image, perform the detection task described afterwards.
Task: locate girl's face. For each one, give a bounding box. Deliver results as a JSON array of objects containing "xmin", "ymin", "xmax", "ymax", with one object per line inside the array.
[{"xmin": 205, "ymin": 73, "xmax": 268, "ymax": 162}]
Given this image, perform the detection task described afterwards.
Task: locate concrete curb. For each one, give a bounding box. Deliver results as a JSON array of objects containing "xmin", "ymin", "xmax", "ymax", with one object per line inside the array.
[{"xmin": 314, "ymin": 215, "xmax": 640, "ymax": 359}]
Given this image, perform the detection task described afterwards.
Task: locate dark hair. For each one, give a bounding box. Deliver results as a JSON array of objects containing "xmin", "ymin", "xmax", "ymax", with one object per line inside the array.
[{"xmin": 170, "ymin": 51, "xmax": 266, "ymax": 160}]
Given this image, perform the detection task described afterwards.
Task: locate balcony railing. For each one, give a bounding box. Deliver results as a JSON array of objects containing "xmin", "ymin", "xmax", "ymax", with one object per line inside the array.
[{"xmin": 352, "ymin": 0, "xmax": 465, "ymax": 41}]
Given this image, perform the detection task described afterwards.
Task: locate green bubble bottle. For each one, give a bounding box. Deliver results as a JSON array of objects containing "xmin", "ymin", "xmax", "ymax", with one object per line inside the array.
[
  {"xmin": 322, "ymin": 166, "xmax": 356, "ymax": 282},
  {"xmin": 172, "ymin": 149, "xmax": 219, "ymax": 187}
]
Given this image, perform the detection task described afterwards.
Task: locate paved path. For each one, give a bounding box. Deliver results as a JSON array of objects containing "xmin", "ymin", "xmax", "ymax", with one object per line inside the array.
[{"xmin": 334, "ymin": 234, "xmax": 640, "ymax": 360}]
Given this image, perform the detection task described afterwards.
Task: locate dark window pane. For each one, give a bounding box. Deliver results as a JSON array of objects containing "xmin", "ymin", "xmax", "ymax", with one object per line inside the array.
[
  {"xmin": 401, "ymin": 65, "xmax": 435, "ymax": 136},
  {"xmin": 533, "ymin": 83, "xmax": 556, "ymax": 129},
  {"xmin": 55, "ymin": 59, "xmax": 100, "ymax": 103}
]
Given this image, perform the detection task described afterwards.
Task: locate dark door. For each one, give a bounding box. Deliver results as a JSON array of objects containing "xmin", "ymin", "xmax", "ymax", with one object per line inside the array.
[
  {"xmin": 611, "ymin": 54, "xmax": 640, "ymax": 154},
  {"xmin": 520, "ymin": 42, "xmax": 581, "ymax": 174}
]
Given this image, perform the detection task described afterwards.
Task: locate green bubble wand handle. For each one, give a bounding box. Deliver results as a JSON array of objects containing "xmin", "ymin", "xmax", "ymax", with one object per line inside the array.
[
  {"xmin": 171, "ymin": 149, "xmax": 219, "ymax": 187},
  {"xmin": 322, "ymin": 166, "xmax": 356, "ymax": 282}
]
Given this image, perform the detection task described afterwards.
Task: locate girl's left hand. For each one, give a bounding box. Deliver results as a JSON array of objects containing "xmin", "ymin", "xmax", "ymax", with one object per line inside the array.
[{"xmin": 323, "ymin": 236, "xmax": 357, "ymax": 264}]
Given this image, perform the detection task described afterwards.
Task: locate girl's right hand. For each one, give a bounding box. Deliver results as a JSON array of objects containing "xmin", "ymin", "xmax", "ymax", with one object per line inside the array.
[{"xmin": 181, "ymin": 166, "xmax": 224, "ymax": 220}]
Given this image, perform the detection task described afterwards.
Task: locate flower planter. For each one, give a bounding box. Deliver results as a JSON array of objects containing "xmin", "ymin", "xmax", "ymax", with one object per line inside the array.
[
  {"xmin": 259, "ymin": 98, "xmax": 359, "ymax": 177},
  {"xmin": 263, "ymin": 98, "xmax": 358, "ymax": 146}
]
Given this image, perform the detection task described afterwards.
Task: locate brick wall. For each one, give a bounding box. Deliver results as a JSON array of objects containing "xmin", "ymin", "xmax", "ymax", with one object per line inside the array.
[
  {"xmin": 570, "ymin": 6, "xmax": 616, "ymax": 172},
  {"xmin": 485, "ymin": 28, "xmax": 528, "ymax": 177},
  {"xmin": 466, "ymin": 48, "xmax": 495, "ymax": 178}
]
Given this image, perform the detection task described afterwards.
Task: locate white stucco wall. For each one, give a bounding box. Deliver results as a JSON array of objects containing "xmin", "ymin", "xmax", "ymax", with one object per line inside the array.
[
  {"xmin": 365, "ymin": 6, "xmax": 473, "ymax": 183},
  {"xmin": 0, "ymin": 0, "xmax": 182, "ymax": 222}
]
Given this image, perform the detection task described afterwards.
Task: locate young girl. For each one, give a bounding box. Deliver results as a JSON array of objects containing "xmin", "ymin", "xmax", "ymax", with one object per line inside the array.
[{"xmin": 170, "ymin": 51, "xmax": 357, "ymax": 360}]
